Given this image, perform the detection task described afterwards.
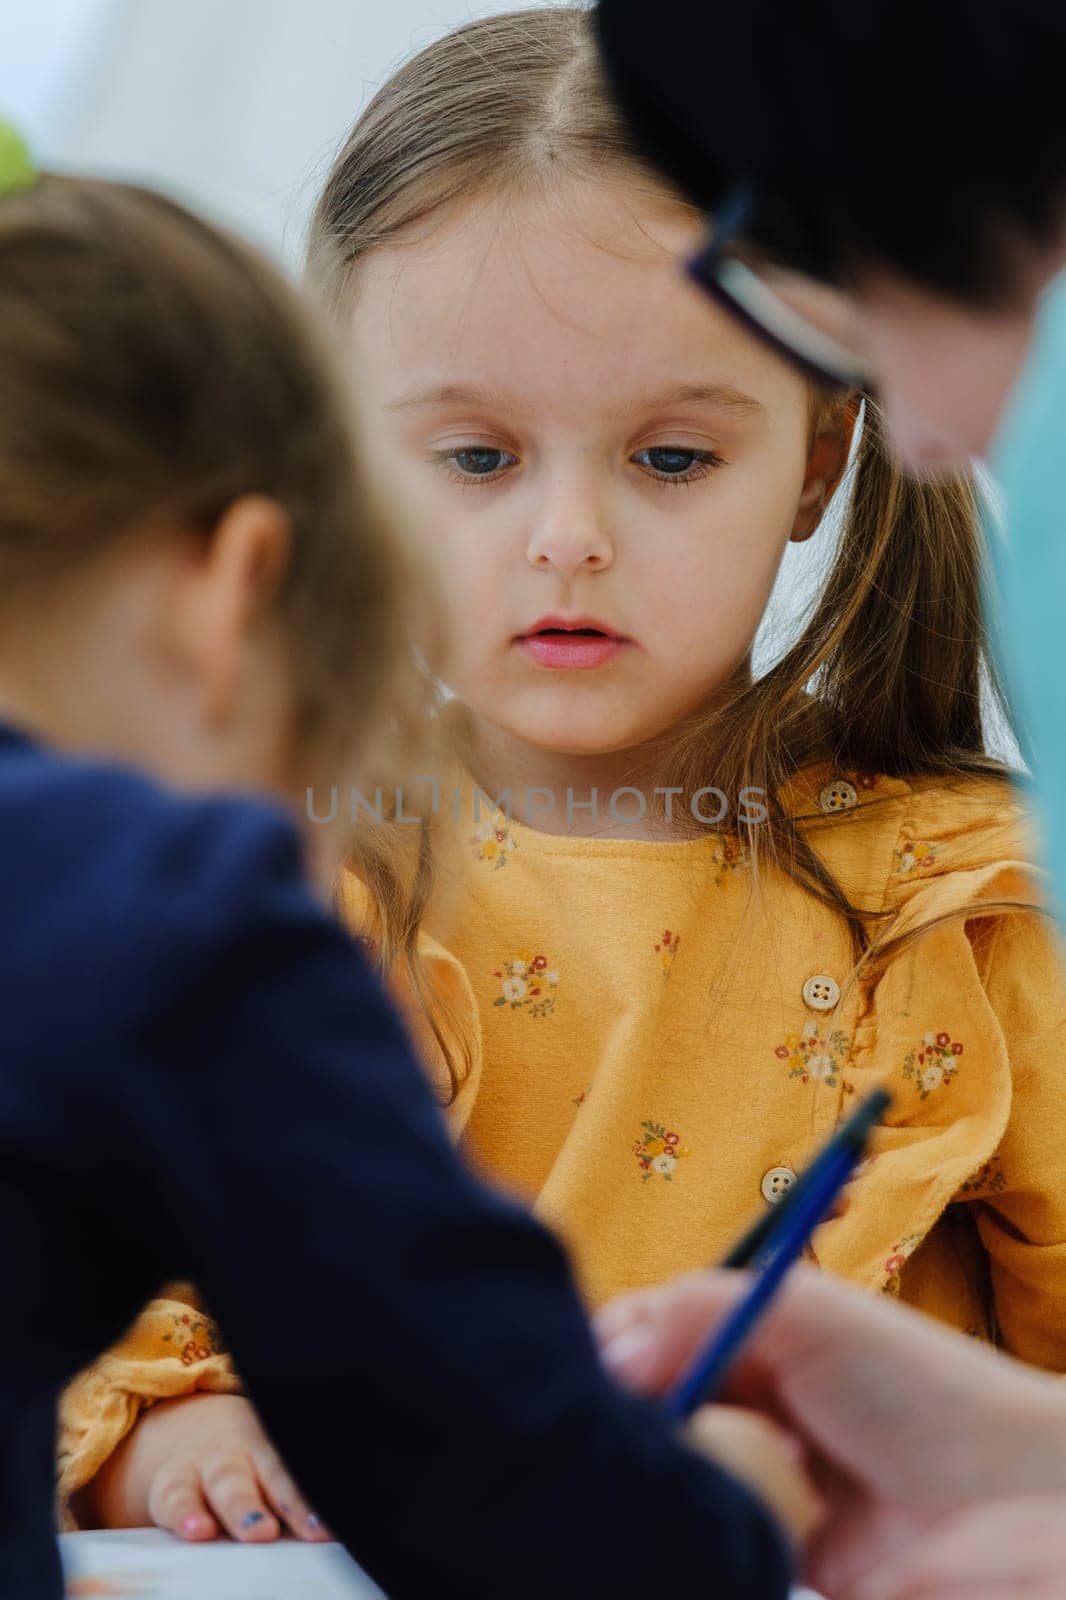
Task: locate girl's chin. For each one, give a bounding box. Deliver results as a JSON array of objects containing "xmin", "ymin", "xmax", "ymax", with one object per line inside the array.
[
  {"xmin": 457, "ymin": 684, "xmax": 691, "ymax": 759},
  {"xmin": 483, "ymin": 712, "xmax": 660, "ymax": 758}
]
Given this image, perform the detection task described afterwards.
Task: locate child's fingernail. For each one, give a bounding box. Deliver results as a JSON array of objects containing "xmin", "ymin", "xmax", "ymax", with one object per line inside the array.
[
  {"xmin": 181, "ymin": 1514, "xmax": 209, "ymax": 1537},
  {"xmin": 307, "ymin": 1514, "xmax": 322, "ymax": 1532},
  {"xmin": 600, "ymin": 1326, "xmax": 655, "ymax": 1382},
  {"xmin": 241, "ymin": 1511, "xmax": 268, "ymax": 1531}
]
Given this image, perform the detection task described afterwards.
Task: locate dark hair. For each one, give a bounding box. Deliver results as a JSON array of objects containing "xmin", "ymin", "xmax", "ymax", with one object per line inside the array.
[{"xmin": 595, "ymin": 0, "xmax": 1066, "ymax": 305}]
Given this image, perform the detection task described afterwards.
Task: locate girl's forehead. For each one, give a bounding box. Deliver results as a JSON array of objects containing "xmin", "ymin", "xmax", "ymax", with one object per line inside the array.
[{"xmin": 347, "ymin": 181, "xmax": 801, "ymax": 413}]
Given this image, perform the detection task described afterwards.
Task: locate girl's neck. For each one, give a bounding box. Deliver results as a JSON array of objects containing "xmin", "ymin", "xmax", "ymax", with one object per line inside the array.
[{"xmin": 458, "ymin": 710, "xmax": 688, "ymax": 841}]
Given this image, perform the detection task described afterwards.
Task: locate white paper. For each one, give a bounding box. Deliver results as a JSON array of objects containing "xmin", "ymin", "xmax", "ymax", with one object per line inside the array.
[
  {"xmin": 62, "ymin": 1528, "xmax": 823, "ymax": 1599},
  {"xmin": 61, "ymin": 1528, "xmax": 384, "ymax": 1598}
]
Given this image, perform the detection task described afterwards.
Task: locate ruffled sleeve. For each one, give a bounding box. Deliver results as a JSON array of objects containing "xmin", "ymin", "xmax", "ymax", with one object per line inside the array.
[
  {"xmin": 57, "ymin": 1283, "xmax": 239, "ymax": 1528},
  {"xmin": 969, "ymin": 910, "xmax": 1066, "ymax": 1367},
  {"xmin": 334, "ymin": 867, "xmax": 483, "ymax": 1136},
  {"xmin": 811, "ymin": 775, "xmax": 1066, "ymax": 1368}
]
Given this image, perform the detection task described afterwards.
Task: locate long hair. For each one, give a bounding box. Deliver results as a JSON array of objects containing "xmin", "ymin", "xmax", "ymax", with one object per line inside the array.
[{"xmin": 307, "ymin": 7, "xmax": 1033, "ymax": 1098}]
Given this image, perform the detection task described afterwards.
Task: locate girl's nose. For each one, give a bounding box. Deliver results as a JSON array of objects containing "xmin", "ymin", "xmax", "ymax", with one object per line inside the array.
[{"xmin": 525, "ymin": 493, "xmax": 614, "ymax": 576}]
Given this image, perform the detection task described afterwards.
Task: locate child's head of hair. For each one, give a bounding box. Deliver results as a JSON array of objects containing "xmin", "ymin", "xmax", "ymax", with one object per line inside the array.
[
  {"xmin": 306, "ymin": 7, "xmax": 1023, "ymax": 1090},
  {"xmin": 0, "ymin": 169, "xmax": 426, "ymax": 830},
  {"xmin": 307, "ymin": 6, "xmax": 669, "ymax": 299},
  {"xmin": 309, "ymin": 4, "xmax": 1008, "ymax": 789}
]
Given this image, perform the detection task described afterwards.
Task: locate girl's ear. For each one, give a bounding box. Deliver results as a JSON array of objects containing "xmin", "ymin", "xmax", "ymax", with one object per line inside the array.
[
  {"xmin": 169, "ymin": 494, "xmax": 292, "ymax": 729},
  {"xmin": 790, "ymin": 393, "xmax": 862, "ymax": 543}
]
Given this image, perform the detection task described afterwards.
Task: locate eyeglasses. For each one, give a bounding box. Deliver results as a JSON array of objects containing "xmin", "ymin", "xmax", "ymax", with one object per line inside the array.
[{"xmin": 686, "ymin": 185, "xmax": 877, "ymax": 394}]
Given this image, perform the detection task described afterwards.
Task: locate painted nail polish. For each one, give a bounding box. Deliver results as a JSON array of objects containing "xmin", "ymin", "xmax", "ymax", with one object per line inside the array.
[
  {"xmin": 241, "ymin": 1510, "xmax": 268, "ymax": 1531},
  {"xmin": 307, "ymin": 1514, "xmax": 322, "ymax": 1532}
]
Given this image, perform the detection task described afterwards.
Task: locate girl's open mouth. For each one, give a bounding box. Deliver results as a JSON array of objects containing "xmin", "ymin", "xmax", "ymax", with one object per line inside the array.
[{"xmin": 516, "ymin": 616, "xmax": 630, "ymax": 670}]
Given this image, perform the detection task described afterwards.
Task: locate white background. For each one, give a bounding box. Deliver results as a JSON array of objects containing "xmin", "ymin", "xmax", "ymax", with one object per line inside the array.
[{"xmin": 2, "ymin": 0, "xmax": 544, "ymax": 262}]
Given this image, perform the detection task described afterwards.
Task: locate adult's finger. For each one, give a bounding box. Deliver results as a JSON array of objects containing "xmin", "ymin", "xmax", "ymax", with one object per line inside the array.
[
  {"xmin": 598, "ymin": 1267, "xmax": 1066, "ymax": 1513},
  {"xmin": 859, "ymin": 1586, "xmax": 1054, "ymax": 1600},
  {"xmin": 252, "ymin": 1442, "xmax": 331, "ymax": 1541},
  {"xmin": 199, "ymin": 1450, "xmax": 281, "ymax": 1543},
  {"xmin": 147, "ymin": 1460, "xmax": 220, "ymax": 1542},
  {"xmin": 596, "ymin": 1271, "xmax": 753, "ymax": 1391},
  {"xmin": 875, "ymin": 1590, "xmax": 1048, "ymax": 1600},
  {"xmin": 686, "ymin": 1405, "xmax": 823, "ymax": 1549},
  {"xmin": 853, "ymin": 1497, "xmax": 1066, "ymax": 1600}
]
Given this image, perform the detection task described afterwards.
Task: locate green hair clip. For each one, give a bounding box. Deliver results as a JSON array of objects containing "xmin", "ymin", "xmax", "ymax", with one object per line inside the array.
[{"xmin": 0, "ymin": 119, "xmax": 37, "ymax": 196}]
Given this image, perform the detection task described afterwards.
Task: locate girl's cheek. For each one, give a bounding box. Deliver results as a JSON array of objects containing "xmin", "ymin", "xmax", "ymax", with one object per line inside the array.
[
  {"xmin": 654, "ymin": 537, "xmax": 779, "ymax": 661},
  {"xmin": 435, "ymin": 570, "xmax": 506, "ymax": 684}
]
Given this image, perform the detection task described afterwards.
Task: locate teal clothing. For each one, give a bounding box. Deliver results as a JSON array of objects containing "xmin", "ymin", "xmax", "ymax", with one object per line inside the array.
[{"xmin": 990, "ymin": 268, "xmax": 1066, "ymax": 925}]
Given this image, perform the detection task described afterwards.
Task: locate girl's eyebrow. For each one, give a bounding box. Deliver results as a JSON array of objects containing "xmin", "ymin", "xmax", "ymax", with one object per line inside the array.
[
  {"xmin": 621, "ymin": 382, "xmax": 765, "ymax": 418},
  {"xmin": 385, "ymin": 380, "xmax": 764, "ymax": 417},
  {"xmin": 385, "ymin": 382, "xmax": 518, "ymax": 414}
]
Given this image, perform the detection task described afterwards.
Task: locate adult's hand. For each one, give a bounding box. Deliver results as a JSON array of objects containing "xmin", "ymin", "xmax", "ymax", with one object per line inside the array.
[
  {"xmin": 853, "ymin": 1495, "xmax": 1066, "ymax": 1600},
  {"xmin": 596, "ymin": 1267, "xmax": 1066, "ymax": 1597},
  {"xmin": 685, "ymin": 1404, "xmax": 824, "ymax": 1551}
]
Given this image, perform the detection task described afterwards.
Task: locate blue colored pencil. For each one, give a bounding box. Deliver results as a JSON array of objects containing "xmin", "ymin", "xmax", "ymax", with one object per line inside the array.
[{"xmin": 662, "ymin": 1088, "xmax": 891, "ymax": 1422}]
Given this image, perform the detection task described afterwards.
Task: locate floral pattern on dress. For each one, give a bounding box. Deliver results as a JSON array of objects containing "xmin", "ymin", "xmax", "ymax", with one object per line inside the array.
[
  {"xmin": 633, "ymin": 1121, "xmax": 691, "ymax": 1182},
  {"xmin": 958, "ymin": 1159, "xmax": 1007, "ymax": 1198},
  {"xmin": 883, "ymin": 1233, "xmax": 923, "ymax": 1297},
  {"xmin": 894, "ymin": 839, "xmax": 940, "ymax": 875},
  {"xmin": 773, "ymin": 1028, "xmax": 850, "ymax": 1087},
  {"xmin": 654, "ymin": 929, "xmax": 681, "ymax": 980},
  {"xmin": 492, "ymin": 950, "xmax": 559, "ymax": 1017},
  {"xmin": 470, "ymin": 808, "xmax": 518, "ymax": 869},
  {"xmin": 161, "ymin": 1310, "xmax": 225, "ymax": 1366},
  {"xmin": 903, "ymin": 1030, "xmax": 964, "ymax": 1098},
  {"xmin": 712, "ymin": 837, "xmax": 749, "ymax": 887}
]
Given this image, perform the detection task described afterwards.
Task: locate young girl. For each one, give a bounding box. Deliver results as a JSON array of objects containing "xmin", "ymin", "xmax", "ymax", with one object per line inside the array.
[
  {"xmin": 307, "ymin": 7, "xmax": 1066, "ymax": 1358},
  {"xmin": 0, "ymin": 137, "xmax": 815, "ymax": 1596},
  {"xmin": 69, "ymin": 0, "xmax": 1066, "ymax": 1548}
]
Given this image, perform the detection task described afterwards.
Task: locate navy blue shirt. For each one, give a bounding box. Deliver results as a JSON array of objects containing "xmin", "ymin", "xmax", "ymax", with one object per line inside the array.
[{"xmin": 0, "ymin": 722, "xmax": 791, "ymax": 1598}]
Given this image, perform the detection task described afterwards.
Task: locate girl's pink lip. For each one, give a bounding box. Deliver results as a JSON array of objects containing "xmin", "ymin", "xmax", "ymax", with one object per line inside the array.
[
  {"xmin": 522, "ymin": 614, "xmax": 623, "ymax": 638},
  {"xmin": 518, "ymin": 634, "xmax": 628, "ymax": 669}
]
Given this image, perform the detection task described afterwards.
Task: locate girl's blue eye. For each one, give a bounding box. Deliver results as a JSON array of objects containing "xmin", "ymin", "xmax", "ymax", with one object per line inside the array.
[
  {"xmin": 450, "ymin": 447, "xmax": 514, "ymax": 476},
  {"xmin": 634, "ymin": 446, "xmax": 722, "ymax": 483},
  {"xmin": 436, "ymin": 443, "xmax": 721, "ymax": 486}
]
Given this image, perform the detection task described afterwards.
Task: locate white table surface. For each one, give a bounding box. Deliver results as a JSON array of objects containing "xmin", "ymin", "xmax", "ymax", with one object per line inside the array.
[
  {"xmin": 61, "ymin": 1529, "xmax": 384, "ymax": 1598},
  {"xmin": 61, "ymin": 1528, "xmax": 824, "ymax": 1598}
]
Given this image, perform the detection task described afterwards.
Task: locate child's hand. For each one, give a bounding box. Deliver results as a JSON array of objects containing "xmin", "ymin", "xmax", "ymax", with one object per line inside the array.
[
  {"xmin": 685, "ymin": 1404, "xmax": 824, "ymax": 1550},
  {"xmin": 82, "ymin": 1393, "xmax": 330, "ymax": 1544}
]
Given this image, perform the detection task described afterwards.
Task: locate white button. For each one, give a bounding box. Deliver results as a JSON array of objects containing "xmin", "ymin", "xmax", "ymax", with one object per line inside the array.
[
  {"xmin": 819, "ymin": 778, "xmax": 858, "ymax": 814},
  {"xmin": 802, "ymin": 973, "xmax": 841, "ymax": 1011},
  {"xmin": 762, "ymin": 1166, "xmax": 797, "ymax": 1204}
]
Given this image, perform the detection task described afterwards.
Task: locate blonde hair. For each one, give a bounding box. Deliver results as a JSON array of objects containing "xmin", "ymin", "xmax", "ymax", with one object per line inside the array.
[
  {"xmin": 307, "ymin": 7, "xmax": 676, "ymax": 306},
  {"xmin": 0, "ymin": 173, "xmax": 430, "ymax": 784},
  {"xmin": 308, "ymin": 7, "xmax": 1037, "ymax": 1098}
]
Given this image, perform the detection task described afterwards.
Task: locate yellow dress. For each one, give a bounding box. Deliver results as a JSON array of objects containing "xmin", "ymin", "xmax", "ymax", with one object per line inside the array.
[
  {"xmin": 339, "ymin": 759, "xmax": 1066, "ymax": 1368},
  {"xmin": 58, "ymin": 757, "xmax": 1066, "ymax": 1515},
  {"xmin": 57, "ymin": 1284, "xmax": 238, "ymax": 1526}
]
